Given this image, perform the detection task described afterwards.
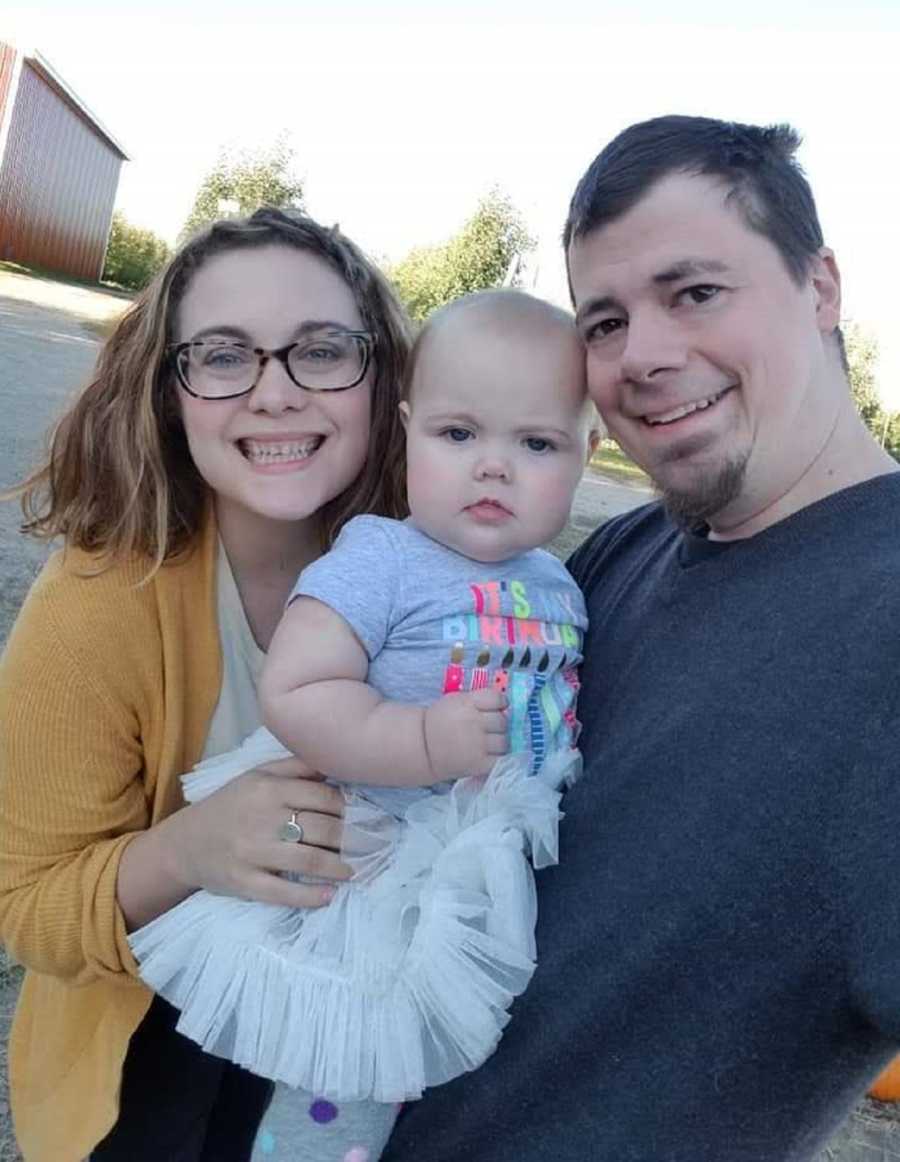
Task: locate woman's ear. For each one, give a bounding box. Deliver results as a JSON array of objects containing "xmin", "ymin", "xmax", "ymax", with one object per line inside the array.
[{"xmin": 399, "ymin": 401, "xmax": 411, "ymax": 430}]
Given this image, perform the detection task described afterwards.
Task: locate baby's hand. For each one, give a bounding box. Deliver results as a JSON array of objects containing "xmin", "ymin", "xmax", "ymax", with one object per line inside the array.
[{"xmin": 423, "ymin": 690, "xmax": 508, "ymax": 781}]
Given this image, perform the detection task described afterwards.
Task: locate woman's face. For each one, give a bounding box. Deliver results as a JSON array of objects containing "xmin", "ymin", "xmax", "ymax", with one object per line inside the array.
[{"xmin": 174, "ymin": 244, "xmax": 373, "ymax": 532}]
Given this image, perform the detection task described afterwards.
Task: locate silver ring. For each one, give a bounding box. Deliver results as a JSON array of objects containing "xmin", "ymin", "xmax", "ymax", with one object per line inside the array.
[{"xmin": 278, "ymin": 811, "xmax": 304, "ymax": 844}]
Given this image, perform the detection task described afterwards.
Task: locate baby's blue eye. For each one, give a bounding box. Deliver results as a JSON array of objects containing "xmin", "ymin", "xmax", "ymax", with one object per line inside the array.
[
  {"xmin": 444, "ymin": 428, "xmax": 472, "ymax": 442},
  {"xmin": 524, "ymin": 437, "xmax": 554, "ymax": 454}
]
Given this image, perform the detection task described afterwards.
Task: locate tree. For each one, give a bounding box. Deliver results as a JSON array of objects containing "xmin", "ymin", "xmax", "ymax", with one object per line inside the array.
[
  {"xmin": 845, "ymin": 321, "xmax": 881, "ymax": 428},
  {"xmin": 389, "ymin": 191, "xmax": 535, "ymax": 321},
  {"xmin": 180, "ymin": 138, "xmax": 304, "ymax": 241},
  {"xmin": 102, "ymin": 212, "xmax": 171, "ymax": 290},
  {"xmin": 844, "ymin": 321, "xmax": 900, "ymax": 460}
]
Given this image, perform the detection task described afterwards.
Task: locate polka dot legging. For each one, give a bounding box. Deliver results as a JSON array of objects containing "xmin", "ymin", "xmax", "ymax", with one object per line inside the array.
[{"xmin": 252, "ymin": 1084, "xmax": 401, "ymax": 1162}]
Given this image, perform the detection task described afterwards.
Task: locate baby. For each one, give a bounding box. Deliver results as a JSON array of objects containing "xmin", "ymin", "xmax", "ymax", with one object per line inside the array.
[{"xmin": 131, "ymin": 289, "xmax": 599, "ymax": 1160}]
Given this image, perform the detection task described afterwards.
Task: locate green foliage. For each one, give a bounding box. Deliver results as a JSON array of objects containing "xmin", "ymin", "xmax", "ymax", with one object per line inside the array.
[
  {"xmin": 589, "ymin": 438, "xmax": 650, "ymax": 484},
  {"xmin": 846, "ymin": 321, "xmax": 881, "ymax": 426},
  {"xmin": 180, "ymin": 138, "xmax": 304, "ymax": 242},
  {"xmin": 845, "ymin": 321, "xmax": 900, "ymax": 461},
  {"xmin": 102, "ymin": 212, "xmax": 171, "ymax": 291},
  {"xmin": 389, "ymin": 190, "xmax": 535, "ymax": 321}
]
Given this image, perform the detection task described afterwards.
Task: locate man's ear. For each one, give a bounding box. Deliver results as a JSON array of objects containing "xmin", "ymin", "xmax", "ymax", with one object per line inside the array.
[
  {"xmin": 399, "ymin": 401, "xmax": 411, "ymax": 430},
  {"xmin": 811, "ymin": 247, "xmax": 842, "ymax": 334}
]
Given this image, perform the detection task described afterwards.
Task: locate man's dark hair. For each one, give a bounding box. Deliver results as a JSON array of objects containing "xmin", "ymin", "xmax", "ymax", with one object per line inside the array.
[{"xmin": 563, "ymin": 115, "xmax": 824, "ymax": 285}]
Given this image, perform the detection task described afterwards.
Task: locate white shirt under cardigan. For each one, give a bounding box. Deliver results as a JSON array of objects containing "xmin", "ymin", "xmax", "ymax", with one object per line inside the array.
[{"xmin": 203, "ymin": 540, "xmax": 401, "ymax": 1161}]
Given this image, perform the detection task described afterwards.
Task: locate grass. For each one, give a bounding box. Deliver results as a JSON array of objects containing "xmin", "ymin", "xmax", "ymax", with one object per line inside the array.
[
  {"xmin": 589, "ymin": 440, "xmax": 650, "ymax": 486},
  {"xmin": 0, "ymin": 261, "xmax": 33, "ymax": 279}
]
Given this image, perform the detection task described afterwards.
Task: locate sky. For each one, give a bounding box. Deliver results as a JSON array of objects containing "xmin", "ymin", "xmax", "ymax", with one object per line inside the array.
[{"xmin": 5, "ymin": 0, "xmax": 900, "ymax": 401}]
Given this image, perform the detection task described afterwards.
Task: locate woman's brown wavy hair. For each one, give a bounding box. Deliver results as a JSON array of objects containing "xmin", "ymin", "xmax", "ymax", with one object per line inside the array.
[{"xmin": 10, "ymin": 207, "xmax": 412, "ymax": 575}]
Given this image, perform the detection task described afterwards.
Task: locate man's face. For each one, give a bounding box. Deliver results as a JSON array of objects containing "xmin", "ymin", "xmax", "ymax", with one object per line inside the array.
[{"xmin": 568, "ymin": 172, "xmax": 841, "ymax": 530}]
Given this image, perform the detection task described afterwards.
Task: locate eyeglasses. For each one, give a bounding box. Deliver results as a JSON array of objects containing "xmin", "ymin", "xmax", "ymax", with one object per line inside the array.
[{"xmin": 167, "ymin": 329, "xmax": 375, "ymax": 400}]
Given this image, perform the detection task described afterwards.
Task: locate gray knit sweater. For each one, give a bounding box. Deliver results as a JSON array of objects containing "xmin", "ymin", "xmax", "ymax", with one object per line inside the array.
[{"xmin": 383, "ymin": 474, "xmax": 900, "ymax": 1162}]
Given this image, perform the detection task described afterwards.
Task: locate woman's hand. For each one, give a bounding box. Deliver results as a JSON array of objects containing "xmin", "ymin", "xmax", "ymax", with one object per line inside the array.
[
  {"xmin": 171, "ymin": 755, "xmax": 348, "ymax": 901},
  {"xmin": 117, "ymin": 757, "xmax": 348, "ymax": 930}
]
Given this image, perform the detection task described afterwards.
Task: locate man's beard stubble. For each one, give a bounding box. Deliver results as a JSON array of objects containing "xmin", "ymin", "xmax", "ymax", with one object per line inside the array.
[{"xmin": 656, "ymin": 452, "xmax": 750, "ymax": 530}]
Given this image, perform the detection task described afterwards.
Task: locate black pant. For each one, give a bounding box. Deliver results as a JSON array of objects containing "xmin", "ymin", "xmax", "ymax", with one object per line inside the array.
[{"xmin": 90, "ymin": 995, "xmax": 273, "ymax": 1161}]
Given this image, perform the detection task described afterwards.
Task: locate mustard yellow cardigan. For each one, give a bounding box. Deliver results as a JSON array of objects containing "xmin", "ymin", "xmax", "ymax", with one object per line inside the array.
[{"xmin": 0, "ymin": 517, "xmax": 221, "ymax": 1161}]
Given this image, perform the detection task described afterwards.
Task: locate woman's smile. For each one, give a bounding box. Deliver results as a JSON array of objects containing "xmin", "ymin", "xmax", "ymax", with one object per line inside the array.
[{"xmin": 237, "ymin": 433, "xmax": 326, "ymax": 469}]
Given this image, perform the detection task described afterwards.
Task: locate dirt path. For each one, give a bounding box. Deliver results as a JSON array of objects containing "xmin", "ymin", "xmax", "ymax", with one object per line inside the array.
[
  {"xmin": 0, "ymin": 269, "xmax": 129, "ymax": 323},
  {"xmin": 0, "ymin": 274, "xmax": 127, "ymax": 645},
  {"xmin": 0, "ymin": 276, "xmax": 128, "ymax": 1159}
]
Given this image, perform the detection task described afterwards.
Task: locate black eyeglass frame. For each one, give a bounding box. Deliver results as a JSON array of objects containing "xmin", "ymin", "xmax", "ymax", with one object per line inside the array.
[{"xmin": 166, "ymin": 330, "xmax": 375, "ymax": 400}]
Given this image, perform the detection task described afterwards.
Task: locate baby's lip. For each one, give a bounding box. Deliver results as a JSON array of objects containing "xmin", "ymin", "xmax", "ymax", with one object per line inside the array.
[
  {"xmin": 467, "ymin": 497, "xmax": 513, "ymax": 513},
  {"xmin": 464, "ymin": 497, "xmax": 515, "ymax": 520}
]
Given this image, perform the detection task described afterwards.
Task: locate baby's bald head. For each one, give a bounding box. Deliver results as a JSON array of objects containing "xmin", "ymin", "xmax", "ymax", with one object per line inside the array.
[{"xmin": 403, "ymin": 289, "xmax": 589, "ymax": 415}]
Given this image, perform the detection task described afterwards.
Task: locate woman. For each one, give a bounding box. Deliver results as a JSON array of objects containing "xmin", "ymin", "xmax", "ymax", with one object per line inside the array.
[{"xmin": 0, "ymin": 208, "xmax": 412, "ymax": 1161}]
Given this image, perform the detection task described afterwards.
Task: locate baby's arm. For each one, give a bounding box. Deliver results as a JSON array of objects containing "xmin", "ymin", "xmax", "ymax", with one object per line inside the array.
[{"xmin": 261, "ymin": 597, "xmax": 507, "ymax": 787}]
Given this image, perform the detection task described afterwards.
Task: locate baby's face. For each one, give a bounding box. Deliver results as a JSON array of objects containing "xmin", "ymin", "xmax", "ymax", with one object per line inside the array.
[{"xmin": 401, "ymin": 319, "xmax": 596, "ymax": 563}]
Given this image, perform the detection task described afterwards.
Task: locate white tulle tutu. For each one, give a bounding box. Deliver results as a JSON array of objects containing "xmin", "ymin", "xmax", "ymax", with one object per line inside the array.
[{"xmin": 129, "ymin": 727, "xmax": 580, "ymax": 1102}]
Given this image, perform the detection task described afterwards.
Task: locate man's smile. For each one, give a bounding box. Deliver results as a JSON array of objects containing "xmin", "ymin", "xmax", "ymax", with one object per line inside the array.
[{"xmin": 640, "ymin": 385, "xmax": 735, "ymax": 427}]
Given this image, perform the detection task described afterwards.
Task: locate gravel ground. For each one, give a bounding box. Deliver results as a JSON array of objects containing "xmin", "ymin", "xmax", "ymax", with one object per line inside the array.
[
  {"xmin": 0, "ymin": 276, "xmax": 125, "ymax": 1160},
  {"xmin": 0, "ymin": 275, "xmax": 124, "ymax": 641},
  {"xmin": 0, "ymin": 960, "xmax": 16, "ymax": 1162}
]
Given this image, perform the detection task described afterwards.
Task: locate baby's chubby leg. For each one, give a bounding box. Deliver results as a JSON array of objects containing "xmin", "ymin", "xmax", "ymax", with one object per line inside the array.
[{"xmin": 252, "ymin": 1083, "xmax": 400, "ymax": 1162}]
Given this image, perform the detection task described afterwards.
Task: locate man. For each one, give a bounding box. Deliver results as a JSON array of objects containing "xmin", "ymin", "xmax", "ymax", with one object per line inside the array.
[{"xmin": 383, "ymin": 117, "xmax": 900, "ymax": 1161}]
